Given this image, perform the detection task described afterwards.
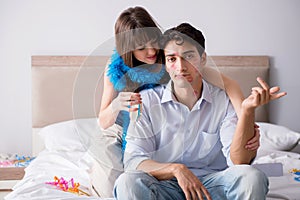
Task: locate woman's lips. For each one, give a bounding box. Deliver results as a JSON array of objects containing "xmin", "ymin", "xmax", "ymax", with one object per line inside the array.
[{"xmin": 147, "ymin": 55, "xmax": 157, "ymax": 61}]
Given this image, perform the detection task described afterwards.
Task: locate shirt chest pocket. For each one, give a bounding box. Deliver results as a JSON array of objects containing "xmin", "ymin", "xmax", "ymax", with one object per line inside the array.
[{"xmin": 185, "ymin": 131, "xmax": 220, "ymax": 161}]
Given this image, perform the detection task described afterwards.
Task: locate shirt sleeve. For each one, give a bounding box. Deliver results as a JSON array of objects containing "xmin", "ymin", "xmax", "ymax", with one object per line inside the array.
[
  {"xmin": 219, "ymin": 101, "xmax": 238, "ymax": 167},
  {"xmin": 123, "ymin": 100, "xmax": 156, "ymax": 171}
]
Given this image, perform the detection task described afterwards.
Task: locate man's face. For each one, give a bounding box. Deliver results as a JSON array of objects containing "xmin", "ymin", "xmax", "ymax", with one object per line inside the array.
[{"xmin": 164, "ymin": 40, "xmax": 204, "ymax": 90}]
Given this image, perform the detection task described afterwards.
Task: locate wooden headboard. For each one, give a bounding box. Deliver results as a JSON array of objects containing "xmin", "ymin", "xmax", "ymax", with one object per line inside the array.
[{"xmin": 32, "ymin": 55, "xmax": 269, "ymax": 129}]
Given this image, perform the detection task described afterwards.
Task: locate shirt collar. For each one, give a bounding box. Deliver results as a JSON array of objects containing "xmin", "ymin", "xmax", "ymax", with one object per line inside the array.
[
  {"xmin": 161, "ymin": 81, "xmax": 175, "ymax": 103},
  {"xmin": 161, "ymin": 80, "xmax": 213, "ymax": 107},
  {"xmin": 201, "ymin": 80, "xmax": 213, "ymax": 103}
]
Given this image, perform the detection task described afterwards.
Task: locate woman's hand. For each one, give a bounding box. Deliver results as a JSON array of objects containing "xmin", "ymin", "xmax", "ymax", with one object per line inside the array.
[
  {"xmin": 245, "ymin": 124, "xmax": 260, "ymax": 151},
  {"xmin": 111, "ymin": 92, "xmax": 142, "ymax": 113}
]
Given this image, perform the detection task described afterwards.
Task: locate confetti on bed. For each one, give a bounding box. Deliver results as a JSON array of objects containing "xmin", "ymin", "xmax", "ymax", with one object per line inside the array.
[
  {"xmin": 46, "ymin": 176, "xmax": 90, "ymax": 196},
  {"xmin": 289, "ymin": 168, "xmax": 300, "ymax": 182},
  {"xmin": 0, "ymin": 153, "xmax": 35, "ymax": 167}
]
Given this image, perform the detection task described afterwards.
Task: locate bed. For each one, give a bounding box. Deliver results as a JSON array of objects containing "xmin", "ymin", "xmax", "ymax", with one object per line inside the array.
[{"xmin": 5, "ymin": 55, "xmax": 300, "ymax": 200}]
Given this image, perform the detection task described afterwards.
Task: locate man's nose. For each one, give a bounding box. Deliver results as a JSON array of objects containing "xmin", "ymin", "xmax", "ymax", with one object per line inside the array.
[{"xmin": 176, "ymin": 58, "xmax": 186, "ymax": 71}]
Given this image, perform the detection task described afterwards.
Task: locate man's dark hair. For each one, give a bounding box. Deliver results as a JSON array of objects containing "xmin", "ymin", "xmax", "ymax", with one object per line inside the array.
[{"xmin": 160, "ymin": 23, "xmax": 205, "ymax": 56}]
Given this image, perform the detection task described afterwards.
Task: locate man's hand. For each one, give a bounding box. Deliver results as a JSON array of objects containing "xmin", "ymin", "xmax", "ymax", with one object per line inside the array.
[
  {"xmin": 242, "ymin": 77, "xmax": 286, "ymax": 111},
  {"xmin": 138, "ymin": 160, "xmax": 211, "ymax": 200},
  {"xmin": 173, "ymin": 164, "xmax": 212, "ymax": 200}
]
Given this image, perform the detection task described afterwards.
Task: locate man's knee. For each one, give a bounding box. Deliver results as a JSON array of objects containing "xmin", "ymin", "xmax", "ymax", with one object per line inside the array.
[
  {"xmin": 233, "ymin": 165, "xmax": 269, "ymax": 194},
  {"xmin": 114, "ymin": 171, "xmax": 153, "ymax": 199},
  {"xmin": 114, "ymin": 172, "xmax": 138, "ymax": 195},
  {"xmin": 235, "ymin": 165, "xmax": 268, "ymax": 184}
]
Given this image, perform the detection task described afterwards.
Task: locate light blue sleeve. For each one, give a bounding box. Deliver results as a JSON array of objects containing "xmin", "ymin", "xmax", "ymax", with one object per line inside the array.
[
  {"xmin": 219, "ymin": 101, "xmax": 238, "ymax": 167},
  {"xmin": 123, "ymin": 95, "xmax": 156, "ymax": 171}
]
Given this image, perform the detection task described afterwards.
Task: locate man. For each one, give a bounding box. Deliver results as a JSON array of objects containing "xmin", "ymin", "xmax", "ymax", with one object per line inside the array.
[{"xmin": 114, "ymin": 23, "xmax": 286, "ymax": 200}]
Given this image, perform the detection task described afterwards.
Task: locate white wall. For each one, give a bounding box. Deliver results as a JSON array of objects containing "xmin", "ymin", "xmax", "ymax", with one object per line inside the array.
[{"xmin": 1, "ymin": 0, "xmax": 299, "ymax": 155}]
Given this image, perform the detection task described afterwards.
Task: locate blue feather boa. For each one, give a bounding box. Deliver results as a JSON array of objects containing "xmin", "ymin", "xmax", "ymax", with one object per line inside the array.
[
  {"xmin": 107, "ymin": 50, "xmax": 166, "ymax": 154},
  {"xmin": 107, "ymin": 50, "xmax": 166, "ymax": 92}
]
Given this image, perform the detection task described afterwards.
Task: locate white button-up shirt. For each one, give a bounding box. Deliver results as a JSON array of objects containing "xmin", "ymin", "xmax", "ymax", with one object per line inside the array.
[{"xmin": 124, "ymin": 80, "xmax": 238, "ymax": 177}]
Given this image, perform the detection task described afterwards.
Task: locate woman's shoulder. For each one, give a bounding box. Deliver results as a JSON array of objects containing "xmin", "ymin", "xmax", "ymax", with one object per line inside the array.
[
  {"xmin": 106, "ymin": 51, "xmax": 130, "ymax": 91},
  {"xmin": 107, "ymin": 51, "xmax": 128, "ymax": 74}
]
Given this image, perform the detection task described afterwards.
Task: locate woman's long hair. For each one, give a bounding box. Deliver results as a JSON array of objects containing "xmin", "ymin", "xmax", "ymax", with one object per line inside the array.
[
  {"xmin": 114, "ymin": 6, "xmax": 163, "ymax": 67},
  {"xmin": 114, "ymin": 6, "xmax": 169, "ymax": 92}
]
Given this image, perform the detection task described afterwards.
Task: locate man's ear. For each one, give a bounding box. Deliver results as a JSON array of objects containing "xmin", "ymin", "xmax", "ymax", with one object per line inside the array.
[{"xmin": 201, "ymin": 52, "xmax": 207, "ymax": 66}]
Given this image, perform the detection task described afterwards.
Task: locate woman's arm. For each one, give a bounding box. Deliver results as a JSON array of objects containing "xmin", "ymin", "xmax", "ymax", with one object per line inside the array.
[
  {"xmin": 98, "ymin": 66, "xmax": 119, "ymax": 129},
  {"xmin": 222, "ymin": 75, "xmax": 244, "ymax": 118},
  {"xmin": 98, "ymin": 66, "xmax": 142, "ymax": 129},
  {"xmin": 202, "ymin": 66, "xmax": 244, "ymax": 118}
]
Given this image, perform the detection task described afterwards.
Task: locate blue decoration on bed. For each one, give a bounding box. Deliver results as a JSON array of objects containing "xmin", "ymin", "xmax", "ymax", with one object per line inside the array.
[{"xmin": 107, "ymin": 50, "xmax": 167, "ymax": 155}]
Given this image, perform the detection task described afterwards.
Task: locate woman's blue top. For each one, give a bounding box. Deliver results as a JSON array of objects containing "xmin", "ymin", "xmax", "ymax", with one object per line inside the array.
[{"xmin": 106, "ymin": 50, "xmax": 167, "ymax": 154}]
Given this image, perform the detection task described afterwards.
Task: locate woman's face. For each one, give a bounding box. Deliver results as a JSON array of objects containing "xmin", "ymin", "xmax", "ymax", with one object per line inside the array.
[{"xmin": 133, "ymin": 40, "xmax": 159, "ymax": 64}]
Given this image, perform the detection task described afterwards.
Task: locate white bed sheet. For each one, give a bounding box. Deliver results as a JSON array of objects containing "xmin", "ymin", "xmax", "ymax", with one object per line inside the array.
[
  {"xmin": 267, "ymin": 176, "xmax": 300, "ymax": 200},
  {"xmin": 5, "ymin": 149, "xmax": 300, "ymax": 200},
  {"xmin": 255, "ymin": 149, "xmax": 300, "ymax": 200},
  {"xmin": 7, "ymin": 118, "xmax": 300, "ymax": 200},
  {"xmin": 4, "ymin": 150, "xmax": 113, "ymax": 200}
]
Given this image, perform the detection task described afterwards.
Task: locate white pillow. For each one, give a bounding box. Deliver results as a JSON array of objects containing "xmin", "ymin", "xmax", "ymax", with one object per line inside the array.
[
  {"xmin": 39, "ymin": 118, "xmax": 100, "ymax": 152},
  {"xmin": 38, "ymin": 118, "xmax": 123, "ymax": 198},
  {"xmin": 257, "ymin": 122, "xmax": 300, "ymax": 151}
]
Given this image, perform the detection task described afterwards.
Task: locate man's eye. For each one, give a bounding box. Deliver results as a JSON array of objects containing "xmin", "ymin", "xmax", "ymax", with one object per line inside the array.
[
  {"xmin": 184, "ymin": 54, "xmax": 194, "ymax": 60},
  {"xmin": 167, "ymin": 57, "xmax": 176, "ymax": 63}
]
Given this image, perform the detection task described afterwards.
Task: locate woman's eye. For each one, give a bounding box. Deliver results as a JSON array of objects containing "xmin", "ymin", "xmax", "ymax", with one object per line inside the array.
[
  {"xmin": 135, "ymin": 44, "xmax": 146, "ymax": 50},
  {"xmin": 137, "ymin": 47, "xmax": 145, "ymax": 51}
]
